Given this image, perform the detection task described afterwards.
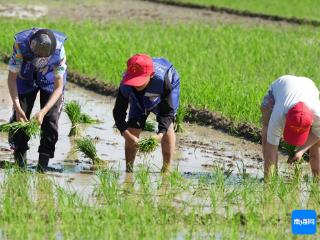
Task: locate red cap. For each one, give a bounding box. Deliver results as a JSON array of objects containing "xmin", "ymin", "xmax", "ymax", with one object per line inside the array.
[
  {"xmin": 122, "ymin": 54, "xmax": 154, "ymax": 87},
  {"xmin": 283, "ymin": 102, "xmax": 313, "ymax": 146}
]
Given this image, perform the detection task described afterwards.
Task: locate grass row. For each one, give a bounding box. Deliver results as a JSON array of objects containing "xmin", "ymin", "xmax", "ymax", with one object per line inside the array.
[
  {"xmin": 172, "ymin": 0, "xmax": 320, "ymax": 21},
  {"xmin": 1, "ymin": 19, "xmax": 320, "ymax": 126},
  {"xmin": 0, "ymin": 165, "xmax": 319, "ymax": 239}
]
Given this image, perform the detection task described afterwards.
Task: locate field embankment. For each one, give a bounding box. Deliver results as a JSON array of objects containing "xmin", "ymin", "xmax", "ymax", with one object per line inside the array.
[{"xmin": 144, "ymin": 0, "xmax": 320, "ymax": 26}]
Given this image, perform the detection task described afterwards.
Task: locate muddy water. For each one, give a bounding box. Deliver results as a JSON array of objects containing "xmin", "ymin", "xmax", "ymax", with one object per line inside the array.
[{"xmin": 0, "ymin": 64, "xmax": 297, "ymax": 198}]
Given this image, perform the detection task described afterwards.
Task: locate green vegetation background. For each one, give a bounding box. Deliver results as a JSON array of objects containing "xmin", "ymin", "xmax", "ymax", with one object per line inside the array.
[{"xmin": 1, "ymin": 19, "xmax": 320, "ymax": 126}]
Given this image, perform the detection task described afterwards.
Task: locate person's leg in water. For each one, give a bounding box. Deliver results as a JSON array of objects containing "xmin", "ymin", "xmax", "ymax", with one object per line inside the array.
[
  {"xmin": 9, "ymin": 89, "xmax": 38, "ymax": 168},
  {"xmin": 124, "ymin": 114, "xmax": 149, "ymax": 172},
  {"xmin": 36, "ymin": 89, "xmax": 63, "ymax": 172},
  {"xmin": 160, "ymin": 123, "xmax": 175, "ymax": 173},
  {"xmin": 125, "ymin": 128, "xmax": 141, "ymax": 172}
]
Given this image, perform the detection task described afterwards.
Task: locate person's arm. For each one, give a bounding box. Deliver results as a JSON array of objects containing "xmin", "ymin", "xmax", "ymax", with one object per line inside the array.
[
  {"xmin": 33, "ymin": 47, "xmax": 67, "ymax": 124},
  {"xmin": 7, "ymin": 42, "xmax": 28, "ymax": 122},
  {"xmin": 113, "ymin": 89, "xmax": 129, "ymax": 134},
  {"xmin": 288, "ymin": 132, "xmax": 320, "ymax": 163},
  {"xmin": 33, "ymin": 75, "xmax": 64, "ymax": 125},
  {"xmin": 113, "ymin": 89, "xmax": 136, "ymax": 140},
  {"xmin": 261, "ymin": 104, "xmax": 282, "ymax": 179},
  {"xmin": 289, "ymin": 117, "xmax": 320, "ymax": 163},
  {"xmin": 112, "ymin": 89, "xmax": 139, "ymax": 144},
  {"xmin": 263, "ymin": 141, "xmax": 278, "ymax": 178}
]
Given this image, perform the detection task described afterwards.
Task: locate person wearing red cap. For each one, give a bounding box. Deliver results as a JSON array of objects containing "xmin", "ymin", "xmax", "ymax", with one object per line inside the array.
[
  {"xmin": 261, "ymin": 75, "xmax": 320, "ymax": 179},
  {"xmin": 113, "ymin": 54, "xmax": 180, "ymax": 172}
]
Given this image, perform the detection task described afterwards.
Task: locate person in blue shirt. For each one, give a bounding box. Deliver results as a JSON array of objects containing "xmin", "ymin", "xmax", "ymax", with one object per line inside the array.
[
  {"xmin": 7, "ymin": 28, "xmax": 67, "ymax": 172},
  {"xmin": 113, "ymin": 53, "xmax": 180, "ymax": 173}
]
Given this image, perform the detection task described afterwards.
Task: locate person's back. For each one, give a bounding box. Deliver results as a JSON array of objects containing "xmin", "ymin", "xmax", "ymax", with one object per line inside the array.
[{"xmin": 271, "ymin": 75, "xmax": 320, "ymax": 114}]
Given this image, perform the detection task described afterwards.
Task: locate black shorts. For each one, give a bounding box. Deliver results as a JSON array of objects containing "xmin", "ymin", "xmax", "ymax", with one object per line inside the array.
[
  {"xmin": 127, "ymin": 114, "xmax": 150, "ymax": 130},
  {"xmin": 127, "ymin": 113, "xmax": 176, "ymax": 130}
]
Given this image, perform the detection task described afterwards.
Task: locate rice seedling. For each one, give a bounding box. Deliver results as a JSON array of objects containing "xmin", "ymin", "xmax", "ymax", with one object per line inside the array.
[
  {"xmin": 0, "ymin": 119, "xmax": 40, "ymax": 138},
  {"xmin": 65, "ymin": 101, "xmax": 81, "ymax": 136},
  {"xmin": 80, "ymin": 113, "xmax": 99, "ymax": 124},
  {"xmin": 143, "ymin": 120, "xmax": 156, "ymax": 132},
  {"xmin": 137, "ymin": 136, "xmax": 159, "ymax": 154},
  {"xmin": 282, "ymin": 142, "xmax": 306, "ymax": 165},
  {"xmin": 0, "ymin": 159, "xmax": 317, "ymax": 238},
  {"xmin": 75, "ymin": 136, "xmax": 102, "ymax": 165},
  {"xmin": 65, "ymin": 101, "xmax": 98, "ymax": 136}
]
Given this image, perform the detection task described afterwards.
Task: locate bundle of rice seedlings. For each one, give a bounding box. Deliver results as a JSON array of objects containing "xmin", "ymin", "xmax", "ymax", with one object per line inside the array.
[
  {"xmin": 0, "ymin": 119, "xmax": 40, "ymax": 138},
  {"xmin": 75, "ymin": 137, "xmax": 102, "ymax": 165},
  {"xmin": 65, "ymin": 101, "xmax": 98, "ymax": 136},
  {"xmin": 137, "ymin": 136, "xmax": 159, "ymax": 154},
  {"xmin": 284, "ymin": 143, "xmax": 296, "ymax": 159},
  {"xmin": 283, "ymin": 142, "xmax": 305, "ymax": 163},
  {"xmin": 143, "ymin": 121, "xmax": 156, "ymax": 132},
  {"xmin": 65, "ymin": 101, "xmax": 81, "ymax": 136},
  {"xmin": 80, "ymin": 113, "xmax": 99, "ymax": 124}
]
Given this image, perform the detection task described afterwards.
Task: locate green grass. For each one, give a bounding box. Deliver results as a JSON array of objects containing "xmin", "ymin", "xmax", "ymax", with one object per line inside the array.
[
  {"xmin": 0, "ymin": 165, "xmax": 319, "ymax": 239},
  {"xmin": 1, "ymin": 19, "xmax": 320, "ymax": 127},
  {"xmin": 174, "ymin": 0, "xmax": 320, "ymax": 21}
]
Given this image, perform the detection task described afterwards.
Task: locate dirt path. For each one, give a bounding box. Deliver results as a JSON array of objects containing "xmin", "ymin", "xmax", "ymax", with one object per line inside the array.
[
  {"xmin": 0, "ymin": 0, "xmax": 290, "ymax": 28},
  {"xmin": 142, "ymin": 0, "xmax": 320, "ymax": 27}
]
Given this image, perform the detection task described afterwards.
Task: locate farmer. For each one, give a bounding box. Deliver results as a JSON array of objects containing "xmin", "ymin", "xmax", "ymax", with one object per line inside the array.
[
  {"xmin": 7, "ymin": 28, "xmax": 67, "ymax": 172},
  {"xmin": 113, "ymin": 53, "xmax": 180, "ymax": 173},
  {"xmin": 261, "ymin": 75, "xmax": 320, "ymax": 179}
]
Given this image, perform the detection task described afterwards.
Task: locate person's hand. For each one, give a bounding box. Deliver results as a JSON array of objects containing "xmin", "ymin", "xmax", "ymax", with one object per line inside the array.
[
  {"xmin": 33, "ymin": 110, "xmax": 46, "ymax": 125},
  {"xmin": 15, "ymin": 107, "xmax": 28, "ymax": 122},
  {"xmin": 123, "ymin": 130, "xmax": 139, "ymax": 146},
  {"xmin": 287, "ymin": 151, "xmax": 304, "ymax": 164}
]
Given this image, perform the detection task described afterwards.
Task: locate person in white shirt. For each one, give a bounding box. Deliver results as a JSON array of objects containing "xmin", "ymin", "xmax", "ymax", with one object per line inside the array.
[{"xmin": 261, "ymin": 75, "xmax": 320, "ymax": 179}]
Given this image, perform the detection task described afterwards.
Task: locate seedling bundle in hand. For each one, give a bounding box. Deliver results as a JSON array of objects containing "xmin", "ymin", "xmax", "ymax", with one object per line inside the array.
[
  {"xmin": 138, "ymin": 136, "xmax": 159, "ymax": 154},
  {"xmin": 75, "ymin": 136, "xmax": 102, "ymax": 165},
  {"xmin": 283, "ymin": 142, "xmax": 306, "ymax": 165},
  {"xmin": 65, "ymin": 101, "xmax": 99, "ymax": 136},
  {"xmin": 0, "ymin": 119, "xmax": 40, "ymax": 138}
]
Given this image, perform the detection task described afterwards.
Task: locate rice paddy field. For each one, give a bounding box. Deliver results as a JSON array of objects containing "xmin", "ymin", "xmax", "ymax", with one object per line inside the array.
[
  {"xmin": 1, "ymin": 19, "xmax": 320, "ymax": 125},
  {"xmin": 171, "ymin": 0, "xmax": 320, "ymax": 20},
  {"xmin": 0, "ymin": 0, "xmax": 320, "ymax": 239}
]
